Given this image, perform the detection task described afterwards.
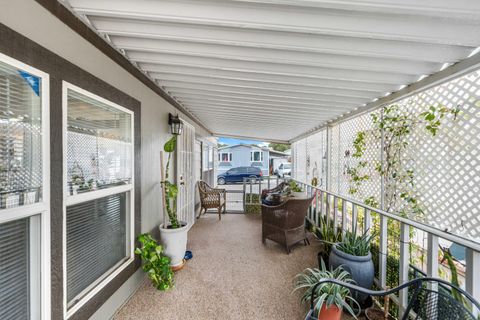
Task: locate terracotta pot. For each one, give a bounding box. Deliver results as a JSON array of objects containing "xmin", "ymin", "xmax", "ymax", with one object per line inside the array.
[{"xmin": 318, "ymin": 305, "xmax": 342, "ymax": 320}]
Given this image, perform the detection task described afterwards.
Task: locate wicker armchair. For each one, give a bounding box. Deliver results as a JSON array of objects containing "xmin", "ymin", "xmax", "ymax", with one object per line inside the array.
[
  {"xmin": 198, "ymin": 181, "xmax": 226, "ymax": 220},
  {"xmin": 261, "ymin": 181, "xmax": 288, "ymax": 200},
  {"xmin": 261, "ymin": 196, "xmax": 314, "ymax": 254},
  {"xmin": 305, "ymin": 277, "xmax": 480, "ymax": 320}
]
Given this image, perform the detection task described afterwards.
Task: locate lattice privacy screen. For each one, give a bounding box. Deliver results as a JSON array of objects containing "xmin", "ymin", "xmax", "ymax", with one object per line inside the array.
[{"xmin": 293, "ymin": 69, "xmax": 480, "ymax": 242}]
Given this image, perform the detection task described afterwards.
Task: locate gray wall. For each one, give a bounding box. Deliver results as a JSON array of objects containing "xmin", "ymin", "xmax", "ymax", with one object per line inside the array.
[
  {"xmin": 0, "ymin": 0, "xmax": 212, "ymax": 318},
  {"xmin": 218, "ymin": 145, "xmax": 269, "ymax": 175}
]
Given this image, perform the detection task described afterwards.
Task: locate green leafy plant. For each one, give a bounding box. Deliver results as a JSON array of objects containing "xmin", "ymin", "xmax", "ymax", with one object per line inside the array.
[
  {"xmin": 337, "ymin": 230, "xmax": 375, "ymax": 257},
  {"xmin": 289, "ymin": 180, "xmax": 303, "ymax": 192},
  {"xmin": 135, "ymin": 233, "xmax": 174, "ymax": 291},
  {"xmin": 162, "ymin": 135, "xmax": 180, "ymax": 228},
  {"xmin": 314, "ymin": 215, "xmax": 342, "ymax": 262},
  {"xmin": 294, "ymin": 259, "xmax": 359, "ymax": 318}
]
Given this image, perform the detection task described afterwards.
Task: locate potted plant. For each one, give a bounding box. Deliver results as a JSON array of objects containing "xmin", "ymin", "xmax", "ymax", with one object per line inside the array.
[
  {"xmin": 289, "ymin": 180, "xmax": 305, "ymax": 198},
  {"xmin": 135, "ymin": 233, "xmax": 174, "ymax": 290},
  {"xmin": 315, "ymin": 215, "xmax": 342, "ymax": 267},
  {"xmin": 159, "ymin": 135, "xmax": 189, "ymax": 268},
  {"xmin": 329, "ymin": 229, "xmax": 375, "ymax": 305},
  {"xmin": 294, "ymin": 259, "xmax": 359, "ymax": 320}
]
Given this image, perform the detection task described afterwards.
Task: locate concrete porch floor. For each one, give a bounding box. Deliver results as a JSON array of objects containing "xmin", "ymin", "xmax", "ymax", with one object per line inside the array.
[{"xmin": 114, "ymin": 213, "xmax": 321, "ymax": 320}]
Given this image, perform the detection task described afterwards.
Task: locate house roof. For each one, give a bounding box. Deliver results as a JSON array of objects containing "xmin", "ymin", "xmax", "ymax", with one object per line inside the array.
[{"xmin": 218, "ymin": 144, "xmax": 269, "ymax": 151}]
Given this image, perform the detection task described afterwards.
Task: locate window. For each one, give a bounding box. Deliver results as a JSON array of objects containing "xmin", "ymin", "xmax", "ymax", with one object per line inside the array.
[
  {"xmin": 219, "ymin": 152, "xmax": 232, "ymax": 162},
  {"xmin": 0, "ymin": 53, "xmax": 50, "ymax": 320},
  {"xmin": 250, "ymin": 150, "xmax": 263, "ymax": 162},
  {"xmin": 63, "ymin": 82, "xmax": 134, "ymax": 317}
]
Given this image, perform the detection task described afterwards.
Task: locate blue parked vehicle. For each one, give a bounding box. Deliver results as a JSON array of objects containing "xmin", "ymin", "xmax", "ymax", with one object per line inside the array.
[{"xmin": 217, "ymin": 166, "xmax": 263, "ymax": 185}]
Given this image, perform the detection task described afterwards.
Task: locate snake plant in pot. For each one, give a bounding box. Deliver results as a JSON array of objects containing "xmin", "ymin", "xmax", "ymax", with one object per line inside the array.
[
  {"xmin": 159, "ymin": 135, "xmax": 188, "ymax": 268},
  {"xmin": 294, "ymin": 259, "xmax": 359, "ymax": 320},
  {"xmin": 329, "ymin": 229, "xmax": 375, "ymax": 305}
]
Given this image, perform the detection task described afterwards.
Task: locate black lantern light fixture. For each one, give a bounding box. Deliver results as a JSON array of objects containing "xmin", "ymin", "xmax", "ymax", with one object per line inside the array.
[{"xmin": 168, "ymin": 113, "xmax": 183, "ymax": 135}]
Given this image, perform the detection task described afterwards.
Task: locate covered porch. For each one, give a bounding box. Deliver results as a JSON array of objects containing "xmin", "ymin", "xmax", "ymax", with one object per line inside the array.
[{"xmin": 115, "ymin": 213, "xmax": 320, "ymax": 319}]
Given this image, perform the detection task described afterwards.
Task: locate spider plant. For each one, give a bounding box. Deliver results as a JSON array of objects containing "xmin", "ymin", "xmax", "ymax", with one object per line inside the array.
[
  {"xmin": 314, "ymin": 215, "xmax": 342, "ymax": 262},
  {"xmin": 336, "ymin": 229, "xmax": 375, "ymax": 257},
  {"xmin": 294, "ymin": 259, "xmax": 359, "ymax": 318}
]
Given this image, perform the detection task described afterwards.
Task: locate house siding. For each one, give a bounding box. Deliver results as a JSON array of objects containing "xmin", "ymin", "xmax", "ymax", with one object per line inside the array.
[{"xmin": 218, "ymin": 145, "xmax": 269, "ymax": 176}]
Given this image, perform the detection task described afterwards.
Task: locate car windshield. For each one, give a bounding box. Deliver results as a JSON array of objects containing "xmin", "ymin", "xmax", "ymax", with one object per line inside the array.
[{"xmin": 283, "ymin": 164, "xmax": 291, "ymax": 169}]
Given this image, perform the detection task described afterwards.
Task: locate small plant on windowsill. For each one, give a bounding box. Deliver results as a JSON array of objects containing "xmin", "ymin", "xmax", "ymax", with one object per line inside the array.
[{"xmin": 135, "ymin": 233, "xmax": 174, "ymax": 291}]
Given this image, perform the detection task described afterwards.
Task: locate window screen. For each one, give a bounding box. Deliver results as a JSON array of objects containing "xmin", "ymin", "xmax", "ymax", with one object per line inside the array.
[
  {"xmin": 0, "ymin": 60, "xmax": 43, "ymax": 208},
  {"xmin": 67, "ymin": 90, "xmax": 132, "ymax": 195},
  {"xmin": 0, "ymin": 218, "xmax": 30, "ymax": 320},
  {"xmin": 66, "ymin": 192, "xmax": 127, "ymax": 306}
]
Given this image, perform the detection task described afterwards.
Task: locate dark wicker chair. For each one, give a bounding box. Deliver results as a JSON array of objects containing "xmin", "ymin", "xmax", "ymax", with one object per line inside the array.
[
  {"xmin": 261, "ymin": 181, "xmax": 288, "ymax": 200},
  {"xmin": 197, "ymin": 181, "xmax": 226, "ymax": 220},
  {"xmin": 261, "ymin": 196, "xmax": 314, "ymax": 254},
  {"xmin": 305, "ymin": 277, "xmax": 480, "ymax": 320}
]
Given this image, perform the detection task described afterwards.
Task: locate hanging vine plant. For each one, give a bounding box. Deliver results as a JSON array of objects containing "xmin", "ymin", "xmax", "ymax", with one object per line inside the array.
[{"xmin": 346, "ymin": 103, "xmax": 459, "ymax": 219}]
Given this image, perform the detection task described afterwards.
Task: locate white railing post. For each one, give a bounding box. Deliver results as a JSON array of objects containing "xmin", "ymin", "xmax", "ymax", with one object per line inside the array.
[
  {"xmin": 427, "ymin": 234, "xmax": 439, "ymax": 282},
  {"xmin": 466, "ymin": 248, "xmax": 480, "ymax": 311},
  {"xmin": 364, "ymin": 208, "xmax": 371, "ymax": 234},
  {"xmin": 341, "ymin": 199, "xmax": 347, "ymax": 238},
  {"xmin": 352, "ymin": 204, "xmax": 358, "ymax": 233},
  {"xmin": 399, "ymin": 223, "xmax": 410, "ymax": 318},
  {"xmin": 326, "ymin": 126, "xmax": 332, "ymax": 191},
  {"xmin": 333, "ymin": 196, "xmax": 339, "ymax": 235},
  {"xmin": 426, "ymin": 234, "xmax": 439, "ymax": 320},
  {"xmin": 315, "ymin": 190, "xmax": 320, "ymax": 226},
  {"xmin": 379, "ymin": 215, "xmax": 388, "ymax": 289}
]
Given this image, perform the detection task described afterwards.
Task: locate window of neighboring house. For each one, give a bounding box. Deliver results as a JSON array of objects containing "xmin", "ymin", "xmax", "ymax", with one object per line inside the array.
[
  {"xmin": 0, "ymin": 54, "xmax": 50, "ymax": 320},
  {"xmin": 250, "ymin": 150, "xmax": 263, "ymax": 162},
  {"xmin": 218, "ymin": 152, "xmax": 232, "ymax": 162},
  {"xmin": 63, "ymin": 82, "xmax": 134, "ymax": 317}
]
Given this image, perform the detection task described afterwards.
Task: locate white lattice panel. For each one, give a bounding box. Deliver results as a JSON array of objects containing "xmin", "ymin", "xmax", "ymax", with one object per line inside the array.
[
  {"xmin": 292, "ymin": 139, "xmax": 307, "ymax": 183},
  {"xmin": 331, "ymin": 111, "xmax": 382, "ymax": 202},
  {"xmin": 395, "ymin": 70, "xmax": 480, "ymax": 240},
  {"xmin": 305, "ymin": 130, "xmax": 327, "ymax": 187}
]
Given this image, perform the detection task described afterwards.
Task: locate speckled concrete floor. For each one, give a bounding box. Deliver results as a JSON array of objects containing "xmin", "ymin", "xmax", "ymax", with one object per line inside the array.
[{"xmin": 114, "ymin": 213, "xmax": 321, "ymax": 320}]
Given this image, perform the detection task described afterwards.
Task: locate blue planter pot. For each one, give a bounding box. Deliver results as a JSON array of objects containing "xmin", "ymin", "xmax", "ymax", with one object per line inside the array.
[{"xmin": 329, "ymin": 244, "xmax": 374, "ymax": 305}]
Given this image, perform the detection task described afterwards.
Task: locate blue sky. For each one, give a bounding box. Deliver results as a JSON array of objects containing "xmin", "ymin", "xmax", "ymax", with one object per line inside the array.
[{"xmin": 218, "ymin": 137, "xmax": 268, "ymax": 147}]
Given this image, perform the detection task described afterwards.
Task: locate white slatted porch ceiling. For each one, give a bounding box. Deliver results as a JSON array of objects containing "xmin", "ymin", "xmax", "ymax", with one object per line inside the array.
[{"xmin": 61, "ymin": 0, "xmax": 480, "ymax": 142}]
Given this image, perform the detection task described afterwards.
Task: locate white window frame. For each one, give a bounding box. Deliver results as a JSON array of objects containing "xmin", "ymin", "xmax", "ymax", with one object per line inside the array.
[
  {"xmin": 219, "ymin": 152, "xmax": 232, "ymax": 162},
  {"xmin": 0, "ymin": 52, "xmax": 51, "ymax": 320},
  {"xmin": 250, "ymin": 150, "xmax": 263, "ymax": 162},
  {"xmin": 62, "ymin": 82, "xmax": 135, "ymax": 318}
]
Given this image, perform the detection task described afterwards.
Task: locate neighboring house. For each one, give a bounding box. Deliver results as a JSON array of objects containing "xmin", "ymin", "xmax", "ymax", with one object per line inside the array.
[
  {"xmin": 269, "ymin": 149, "xmax": 291, "ymax": 175},
  {"xmin": 217, "ymin": 144, "xmax": 269, "ymax": 176}
]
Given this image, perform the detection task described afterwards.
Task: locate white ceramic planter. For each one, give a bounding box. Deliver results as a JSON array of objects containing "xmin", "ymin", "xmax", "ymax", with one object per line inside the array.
[
  {"xmin": 159, "ymin": 221, "xmax": 188, "ymax": 267},
  {"xmin": 292, "ymin": 191, "xmax": 306, "ymax": 198}
]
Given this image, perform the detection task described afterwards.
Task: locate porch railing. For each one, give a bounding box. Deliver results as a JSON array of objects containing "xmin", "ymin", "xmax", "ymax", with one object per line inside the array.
[{"xmin": 293, "ymin": 179, "xmax": 480, "ymax": 318}]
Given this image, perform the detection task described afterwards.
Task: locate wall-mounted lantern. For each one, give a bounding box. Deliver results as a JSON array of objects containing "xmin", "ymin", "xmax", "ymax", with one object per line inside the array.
[{"xmin": 168, "ymin": 113, "xmax": 183, "ymax": 135}]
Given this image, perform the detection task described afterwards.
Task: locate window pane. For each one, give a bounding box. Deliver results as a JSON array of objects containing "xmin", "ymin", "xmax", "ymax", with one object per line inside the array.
[
  {"xmin": 0, "ymin": 218, "xmax": 30, "ymax": 320},
  {"xmin": 66, "ymin": 192, "xmax": 127, "ymax": 306},
  {"xmin": 67, "ymin": 89, "xmax": 132, "ymax": 195},
  {"xmin": 0, "ymin": 60, "xmax": 43, "ymax": 208}
]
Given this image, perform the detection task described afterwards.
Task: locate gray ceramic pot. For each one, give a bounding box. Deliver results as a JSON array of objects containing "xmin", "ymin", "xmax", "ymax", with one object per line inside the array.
[{"xmin": 329, "ymin": 243, "xmax": 374, "ymax": 304}]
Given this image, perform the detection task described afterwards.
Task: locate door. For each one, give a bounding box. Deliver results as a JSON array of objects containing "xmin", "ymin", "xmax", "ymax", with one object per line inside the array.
[{"xmin": 176, "ymin": 119, "xmax": 196, "ymax": 229}]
